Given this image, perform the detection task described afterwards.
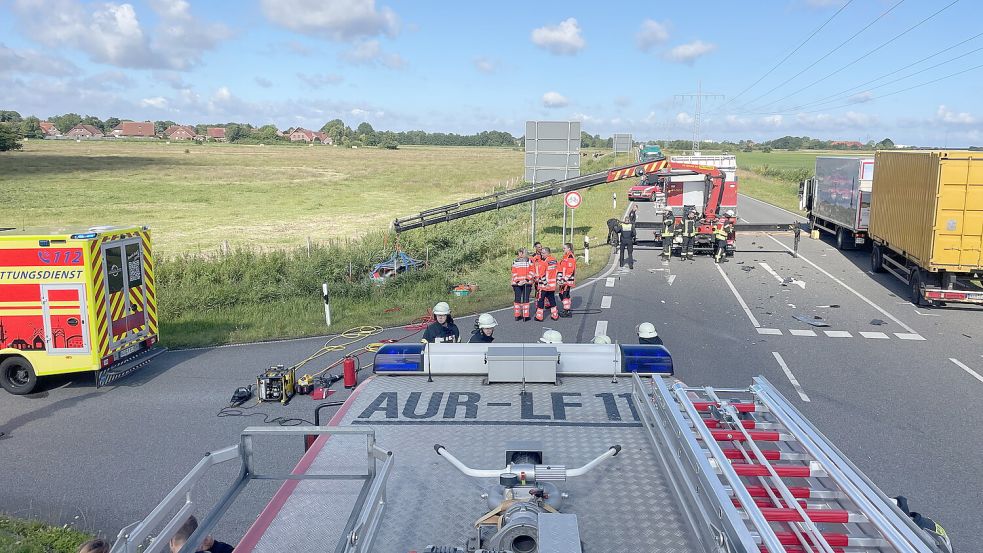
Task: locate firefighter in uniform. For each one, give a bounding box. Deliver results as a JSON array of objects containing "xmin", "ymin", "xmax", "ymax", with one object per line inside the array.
[
  {"xmin": 511, "ymin": 248, "xmax": 533, "ymax": 321},
  {"xmin": 637, "ymin": 322, "xmax": 664, "ymax": 345},
  {"xmin": 619, "ymin": 217, "xmax": 636, "ymax": 269},
  {"xmin": 535, "ymin": 247, "xmax": 560, "ymax": 321},
  {"xmin": 682, "ymin": 209, "xmax": 699, "ymax": 260},
  {"xmin": 422, "ymin": 302, "xmax": 460, "ymax": 343},
  {"xmin": 557, "ymin": 242, "xmax": 576, "ymax": 317},
  {"xmin": 468, "ymin": 313, "xmax": 498, "ymax": 343},
  {"xmin": 661, "ymin": 207, "xmax": 676, "ymax": 258},
  {"xmin": 714, "ymin": 210, "xmax": 735, "ymax": 263}
]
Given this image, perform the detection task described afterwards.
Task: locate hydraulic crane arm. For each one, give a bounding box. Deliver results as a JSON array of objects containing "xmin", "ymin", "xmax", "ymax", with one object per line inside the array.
[{"xmin": 393, "ymin": 157, "xmax": 675, "ymax": 233}]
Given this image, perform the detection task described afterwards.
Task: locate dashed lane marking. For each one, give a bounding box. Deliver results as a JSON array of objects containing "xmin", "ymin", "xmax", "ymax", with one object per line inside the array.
[
  {"xmin": 605, "ymin": 277, "xmax": 615, "ymax": 287},
  {"xmin": 949, "ymin": 358, "xmax": 983, "ymax": 384},
  {"xmin": 859, "ymin": 331, "xmax": 890, "ymax": 339},
  {"xmin": 756, "ymin": 328, "xmax": 783, "ymax": 335},
  {"xmin": 594, "ymin": 320, "xmax": 608, "ymax": 337},
  {"xmin": 601, "ymin": 296, "xmax": 612, "ymax": 309},
  {"xmin": 773, "ymin": 352, "xmax": 810, "ymax": 402},
  {"xmin": 789, "ymin": 329, "xmax": 817, "ymax": 337},
  {"xmin": 824, "ymin": 330, "xmax": 853, "ymax": 338},
  {"xmin": 895, "ymin": 333, "xmax": 926, "ymax": 341}
]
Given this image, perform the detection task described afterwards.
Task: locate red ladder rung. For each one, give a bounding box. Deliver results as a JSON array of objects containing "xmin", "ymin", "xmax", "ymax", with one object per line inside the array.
[
  {"xmin": 694, "ymin": 401, "xmax": 758, "ymax": 413},
  {"xmin": 758, "ymin": 508, "xmax": 851, "ymax": 523},
  {"xmin": 702, "ymin": 418, "xmax": 756, "ymax": 429},
  {"xmin": 773, "ymin": 532, "xmax": 850, "ymax": 547},
  {"xmin": 731, "ymin": 463, "xmax": 812, "ymax": 478},
  {"xmin": 760, "ymin": 546, "xmax": 845, "ymax": 553},
  {"xmin": 734, "ymin": 498, "xmax": 807, "ymax": 509},
  {"xmin": 711, "ymin": 429, "xmax": 781, "ymax": 441},
  {"xmin": 745, "ymin": 485, "xmax": 813, "ymax": 499},
  {"xmin": 720, "ymin": 448, "xmax": 781, "ymax": 461}
]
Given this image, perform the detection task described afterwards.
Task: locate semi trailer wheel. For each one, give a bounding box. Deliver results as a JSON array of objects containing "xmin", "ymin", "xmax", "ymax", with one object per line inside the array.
[
  {"xmin": 871, "ymin": 245, "xmax": 884, "ymax": 273},
  {"xmin": 909, "ymin": 270, "xmax": 926, "ymax": 307},
  {"xmin": 836, "ymin": 228, "xmax": 855, "ymax": 250},
  {"xmin": 0, "ymin": 356, "xmax": 38, "ymax": 395}
]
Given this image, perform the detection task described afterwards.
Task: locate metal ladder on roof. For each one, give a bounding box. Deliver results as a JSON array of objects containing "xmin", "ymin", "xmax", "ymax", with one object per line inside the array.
[{"xmin": 634, "ymin": 374, "xmax": 947, "ymax": 553}]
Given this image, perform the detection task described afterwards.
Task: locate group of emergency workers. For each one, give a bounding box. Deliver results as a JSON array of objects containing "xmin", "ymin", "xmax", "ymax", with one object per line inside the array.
[
  {"xmin": 510, "ymin": 241, "xmax": 577, "ymax": 322},
  {"xmin": 659, "ymin": 206, "xmax": 736, "ymax": 263}
]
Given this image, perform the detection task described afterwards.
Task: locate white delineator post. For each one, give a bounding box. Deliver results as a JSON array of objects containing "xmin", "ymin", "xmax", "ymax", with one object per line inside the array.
[
  {"xmin": 584, "ymin": 236, "xmax": 590, "ymax": 265},
  {"xmin": 322, "ymin": 282, "xmax": 332, "ymax": 327},
  {"xmin": 612, "ymin": 193, "xmax": 617, "ymax": 210}
]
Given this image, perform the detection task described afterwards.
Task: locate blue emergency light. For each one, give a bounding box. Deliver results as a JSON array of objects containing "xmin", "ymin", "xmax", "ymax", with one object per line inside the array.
[
  {"xmin": 70, "ymin": 232, "xmax": 98, "ymax": 239},
  {"xmin": 619, "ymin": 345, "xmax": 673, "ymax": 375},
  {"xmin": 373, "ymin": 343, "xmax": 425, "ymax": 372}
]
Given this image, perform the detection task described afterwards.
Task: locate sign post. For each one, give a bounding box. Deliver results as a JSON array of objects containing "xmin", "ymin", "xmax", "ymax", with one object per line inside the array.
[{"xmin": 564, "ymin": 191, "xmax": 582, "ymax": 247}]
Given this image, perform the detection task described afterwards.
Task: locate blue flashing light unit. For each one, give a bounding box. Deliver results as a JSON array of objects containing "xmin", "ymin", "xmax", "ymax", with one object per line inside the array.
[
  {"xmin": 70, "ymin": 232, "xmax": 98, "ymax": 240},
  {"xmin": 619, "ymin": 344, "xmax": 673, "ymax": 375},
  {"xmin": 373, "ymin": 343, "xmax": 425, "ymax": 373}
]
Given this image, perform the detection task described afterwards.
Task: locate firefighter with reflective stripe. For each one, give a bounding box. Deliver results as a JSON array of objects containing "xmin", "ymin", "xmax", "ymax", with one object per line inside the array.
[
  {"xmin": 530, "ymin": 245, "xmax": 547, "ymax": 318},
  {"xmin": 661, "ymin": 207, "xmax": 676, "ymax": 258},
  {"xmin": 535, "ymin": 247, "xmax": 560, "ymax": 321},
  {"xmin": 682, "ymin": 209, "xmax": 699, "ymax": 260},
  {"xmin": 511, "ymin": 248, "xmax": 533, "ymax": 321},
  {"xmin": 557, "ymin": 242, "xmax": 576, "ymax": 318},
  {"xmin": 422, "ymin": 302, "xmax": 460, "ymax": 343},
  {"xmin": 714, "ymin": 210, "xmax": 735, "ymax": 263},
  {"xmin": 619, "ymin": 217, "xmax": 636, "ymax": 269}
]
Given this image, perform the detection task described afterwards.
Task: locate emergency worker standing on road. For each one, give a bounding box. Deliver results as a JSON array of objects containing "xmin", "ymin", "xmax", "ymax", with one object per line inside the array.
[
  {"xmin": 469, "ymin": 313, "xmax": 498, "ymax": 343},
  {"xmin": 619, "ymin": 217, "xmax": 636, "ymax": 269},
  {"xmin": 628, "ymin": 204, "xmax": 638, "ymax": 225},
  {"xmin": 530, "ymin": 245, "xmax": 547, "ymax": 319},
  {"xmin": 714, "ymin": 210, "xmax": 736, "ymax": 263},
  {"xmin": 661, "ymin": 207, "xmax": 676, "ymax": 258},
  {"xmin": 637, "ymin": 322, "xmax": 664, "ymax": 345},
  {"xmin": 422, "ymin": 302, "xmax": 460, "ymax": 343},
  {"xmin": 682, "ymin": 209, "xmax": 698, "ymax": 260},
  {"xmin": 557, "ymin": 242, "xmax": 577, "ymax": 317},
  {"xmin": 511, "ymin": 248, "xmax": 533, "ymax": 321},
  {"xmin": 535, "ymin": 247, "xmax": 560, "ymax": 321}
]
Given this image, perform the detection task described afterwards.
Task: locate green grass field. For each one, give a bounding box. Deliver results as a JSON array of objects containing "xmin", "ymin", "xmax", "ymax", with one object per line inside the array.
[{"xmin": 0, "ymin": 515, "xmax": 93, "ymax": 553}]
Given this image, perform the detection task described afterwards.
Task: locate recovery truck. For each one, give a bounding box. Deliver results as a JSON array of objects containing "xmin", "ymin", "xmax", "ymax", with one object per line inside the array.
[
  {"xmin": 111, "ymin": 343, "xmax": 953, "ymax": 553},
  {"xmin": 0, "ymin": 225, "xmax": 163, "ymax": 394},
  {"xmin": 392, "ymin": 157, "xmax": 800, "ymax": 258},
  {"xmin": 868, "ymin": 150, "xmax": 983, "ymax": 306},
  {"xmin": 799, "ymin": 157, "xmax": 875, "ymax": 250}
]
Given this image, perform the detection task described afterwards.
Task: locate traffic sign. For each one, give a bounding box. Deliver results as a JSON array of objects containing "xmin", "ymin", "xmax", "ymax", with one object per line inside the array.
[{"xmin": 564, "ymin": 191, "xmax": 582, "ymax": 209}]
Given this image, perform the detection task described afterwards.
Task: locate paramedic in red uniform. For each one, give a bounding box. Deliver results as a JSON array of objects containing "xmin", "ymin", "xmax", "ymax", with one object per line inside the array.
[
  {"xmin": 535, "ymin": 247, "xmax": 560, "ymax": 321},
  {"xmin": 511, "ymin": 248, "xmax": 533, "ymax": 321},
  {"xmin": 557, "ymin": 242, "xmax": 576, "ymax": 318}
]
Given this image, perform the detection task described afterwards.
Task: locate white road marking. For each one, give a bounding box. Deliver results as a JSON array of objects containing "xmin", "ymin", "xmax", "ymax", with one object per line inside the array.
[
  {"xmin": 895, "ymin": 333, "xmax": 926, "ymax": 341},
  {"xmin": 860, "ymin": 331, "xmax": 890, "ymax": 339},
  {"xmin": 789, "ymin": 329, "xmax": 817, "ymax": 337},
  {"xmin": 594, "ymin": 320, "xmax": 608, "ymax": 337},
  {"xmin": 605, "ymin": 277, "xmax": 615, "ymax": 287},
  {"xmin": 773, "ymin": 352, "xmax": 811, "ymax": 402},
  {"xmin": 666, "ymin": 274, "xmax": 676, "ymax": 286},
  {"xmin": 764, "ymin": 235, "xmax": 918, "ymax": 334},
  {"xmin": 756, "ymin": 328, "xmax": 783, "ymax": 335},
  {"xmin": 824, "ymin": 330, "xmax": 853, "ymax": 338},
  {"xmin": 716, "ymin": 264, "xmax": 760, "ymax": 327},
  {"xmin": 949, "ymin": 358, "xmax": 983, "ymax": 384},
  {"xmin": 600, "ymin": 296, "xmax": 612, "ymax": 309},
  {"xmin": 759, "ymin": 262, "xmax": 806, "ymax": 289},
  {"xmin": 913, "ymin": 309, "xmax": 941, "ymax": 317}
]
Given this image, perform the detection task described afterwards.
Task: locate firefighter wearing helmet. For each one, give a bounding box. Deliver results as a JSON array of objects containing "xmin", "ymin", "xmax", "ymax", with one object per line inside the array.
[
  {"xmin": 423, "ymin": 302, "xmax": 460, "ymax": 343},
  {"xmin": 591, "ymin": 334, "xmax": 612, "ymax": 344},
  {"xmin": 714, "ymin": 210, "xmax": 736, "ymax": 263},
  {"xmin": 539, "ymin": 329, "xmax": 563, "ymax": 344},
  {"xmin": 682, "ymin": 209, "xmax": 699, "ymax": 260},
  {"xmin": 468, "ymin": 313, "xmax": 498, "ymax": 343},
  {"xmin": 637, "ymin": 322, "xmax": 664, "ymax": 345},
  {"xmin": 661, "ymin": 207, "xmax": 676, "ymax": 258}
]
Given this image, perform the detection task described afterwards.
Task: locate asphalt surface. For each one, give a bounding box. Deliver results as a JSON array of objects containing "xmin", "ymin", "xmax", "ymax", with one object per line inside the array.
[{"xmin": 1, "ymin": 195, "xmax": 980, "ymax": 547}]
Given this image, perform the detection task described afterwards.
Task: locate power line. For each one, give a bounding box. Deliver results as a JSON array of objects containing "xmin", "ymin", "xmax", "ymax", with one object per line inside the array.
[
  {"xmin": 750, "ymin": 43, "xmax": 983, "ymax": 114},
  {"xmin": 771, "ymin": 31, "xmax": 983, "ymax": 112},
  {"xmin": 709, "ymin": 0, "xmax": 854, "ymax": 115},
  {"xmin": 674, "ymin": 81, "xmax": 724, "ymax": 152},
  {"xmin": 730, "ymin": 0, "xmax": 905, "ymax": 114},
  {"xmin": 748, "ymin": 0, "xmax": 961, "ymax": 114}
]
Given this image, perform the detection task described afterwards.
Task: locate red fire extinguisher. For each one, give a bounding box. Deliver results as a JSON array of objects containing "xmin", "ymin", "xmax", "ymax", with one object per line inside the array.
[{"xmin": 343, "ymin": 356, "xmax": 359, "ymax": 389}]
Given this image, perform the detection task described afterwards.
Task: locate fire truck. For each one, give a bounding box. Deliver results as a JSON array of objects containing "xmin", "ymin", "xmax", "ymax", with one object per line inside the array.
[{"xmin": 0, "ymin": 225, "xmax": 163, "ymax": 394}]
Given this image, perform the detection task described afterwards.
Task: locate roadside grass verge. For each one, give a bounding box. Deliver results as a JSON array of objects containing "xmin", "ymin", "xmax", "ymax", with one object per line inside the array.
[
  {"xmin": 737, "ymin": 169, "xmax": 803, "ymax": 215},
  {"xmin": 0, "ymin": 515, "xmax": 93, "ymax": 553},
  {"xmin": 159, "ymin": 153, "xmax": 627, "ymax": 347}
]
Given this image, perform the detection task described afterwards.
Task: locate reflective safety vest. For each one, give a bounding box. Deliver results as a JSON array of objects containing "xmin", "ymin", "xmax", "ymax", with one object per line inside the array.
[
  {"xmin": 558, "ymin": 252, "xmax": 576, "ymax": 287},
  {"xmin": 511, "ymin": 257, "xmax": 532, "ymax": 285},
  {"xmin": 531, "ymin": 256, "xmax": 547, "ymax": 287},
  {"xmin": 661, "ymin": 218, "xmax": 675, "ymax": 238},
  {"xmin": 683, "ymin": 218, "xmax": 698, "ymax": 237},
  {"xmin": 539, "ymin": 256, "xmax": 559, "ymax": 291},
  {"xmin": 713, "ymin": 224, "xmax": 729, "ymax": 240}
]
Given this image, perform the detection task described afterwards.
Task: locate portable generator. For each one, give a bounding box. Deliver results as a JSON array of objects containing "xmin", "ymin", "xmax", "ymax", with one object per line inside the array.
[{"xmin": 257, "ymin": 365, "xmax": 296, "ymax": 404}]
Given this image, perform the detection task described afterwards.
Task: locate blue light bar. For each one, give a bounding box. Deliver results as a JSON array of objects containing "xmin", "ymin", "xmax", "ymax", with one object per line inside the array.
[
  {"xmin": 70, "ymin": 232, "xmax": 98, "ymax": 239},
  {"xmin": 619, "ymin": 344, "xmax": 673, "ymax": 375},
  {"xmin": 373, "ymin": 343, "xmax": 425, "ymax": 373}
]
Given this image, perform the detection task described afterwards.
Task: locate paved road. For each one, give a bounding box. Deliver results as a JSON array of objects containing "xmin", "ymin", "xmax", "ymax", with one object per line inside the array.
[{"xmin": 1, "ymin": 195, "xmax": 980, "ymax": 546}]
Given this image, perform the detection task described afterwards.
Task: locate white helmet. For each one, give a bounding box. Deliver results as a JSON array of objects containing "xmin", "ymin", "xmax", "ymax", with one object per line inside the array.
[
  {"xmin": 433, "ymin": 302, "xmax": 451, "ymax": 316},
  {"xmin": 637, "ymin": 322, "xmax": 658, "ymax": 338},
  {"xmin": 477, "ymin": 313, "xmax": 498, "ymax": 328},
  {"xmin": 725, "ymin": 210, "xmax": 735, "ymax": 217},
  {"xmin": 591, "ymin": 335, "xmax": 612, "ymax": 344},
  {"xmin": 539, "ymin": 329, "xmax": 563, "ymax": 344}
]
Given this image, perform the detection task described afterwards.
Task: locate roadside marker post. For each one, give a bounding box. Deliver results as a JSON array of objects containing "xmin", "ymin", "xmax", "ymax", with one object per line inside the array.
[{"xmin": 322, "ymin": 282, "xmax": 332, "ymax": 327}]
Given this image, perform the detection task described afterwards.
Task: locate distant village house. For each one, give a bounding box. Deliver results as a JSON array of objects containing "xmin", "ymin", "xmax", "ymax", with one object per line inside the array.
[
  {"xmin": 66, "ymin": 124, "xmax": 104, "ymax": 138},
  {"xmin": 206, "ymin": 127, "xmax": 226, "ymax": 141},
  {"xmin": 288, "ymin": 128, "xmax": 332, "ymax": 144},
  {"xmin": 164, "ymin": 125, "xmax": 197, "ymax": 140},
  {"xmin": 39, "ymin": 121, "xmax": 60, "ymax": 136},
  {"xmin": 110, "ymin": 121, "xmax": 156, "ymax": 138},
  {"xmin": 830, "ymin": 140, "xmax": 864, "ymax": 149}
]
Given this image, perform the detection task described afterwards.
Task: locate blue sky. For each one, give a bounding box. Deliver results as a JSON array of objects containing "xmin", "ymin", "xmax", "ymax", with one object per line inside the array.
[{"xmin": 1, "ymin": 0, "xmax": 981, "ymax": 145}]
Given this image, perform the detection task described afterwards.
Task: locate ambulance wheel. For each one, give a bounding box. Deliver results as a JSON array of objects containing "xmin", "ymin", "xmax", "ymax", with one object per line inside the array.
[{"xmin": 0, "ymin": 357, "xmax": 38, "ymax": 395}]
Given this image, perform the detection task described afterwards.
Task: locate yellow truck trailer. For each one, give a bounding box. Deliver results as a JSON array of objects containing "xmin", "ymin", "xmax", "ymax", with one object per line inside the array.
[
  {"xmin": 869, "ymin": 150, "xmax": 983, "ymax": 306},
  {"xmin": 0, "ymin": 225, "xmax": 163, "ymax": 394}
]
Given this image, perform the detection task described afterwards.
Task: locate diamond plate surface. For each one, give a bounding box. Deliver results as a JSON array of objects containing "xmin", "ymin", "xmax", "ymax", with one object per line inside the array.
[{"xmin": 254, "ymin": 375, "xmax": 698, "ymax": 552}]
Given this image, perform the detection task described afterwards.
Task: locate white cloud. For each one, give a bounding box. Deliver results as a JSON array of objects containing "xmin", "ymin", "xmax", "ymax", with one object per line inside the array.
[
  {"xmin": 848, "ymin": 91, "xmax": 874, "ymax": 103},
  {"xmin": 12, "ymin": 0, "xmax": 229, "ymax": 70},
  {"xmin": 531, "ymin": 18, "xmax": 585, "ymax": 55},
  {"xmin": 936, "ymin": 104, "xmax": 976, "ymax": 125},
  {"xmin": 214, "ymin": 87, "xmax": 232, "ymax": 102},
  {"xmin": 260, "ymin": 0, "xmax": 398, "ymax": 41},
  {"xmin": 473, "ymin": 57, "xmax": 497, "ymax": 74},
  {"xmin": 663, "ymin": 40, "xmax": 716, "ymax": 64},
  {"xmin": 297, "ymin": 72, "xmax": 344, "ymax": 87},
  {"xmin": 636, "ymin": 19, "xmax": 669, "ymax": 51},
  {"xmin": 255, "ymin": 76, "xmax": 273, "ymax": 88},
  {"xmin": 140, "ymin": 96, "xmax": 168, "ymax": 109},
  {"xmin": 342, "ymin": 39, "xmax": 405, "ymax": 68},
  {"xmin": 615, "ymin": 96, "xmax": 632, "ymax": 107},
  {"xmin": 153, "ymin": 70, "xmax": 189, "ymax": 90},
  {"xmin": 762, "ymin": 114, "xmax": 784, "ymax": 128},
  {"xmin": 0, "ymin": 43, "xmax": 77, "ymax": 74},
  {"xmin": 542, "ymin": 91, "xmax": 569, "ymax": 108},
  {"xmin": 675, "ymin": 112, "xmax": 694, "ymax": 125},
  {"xmin": 571, "ymin": 112, "xmax": 603, "ymax": 125}
]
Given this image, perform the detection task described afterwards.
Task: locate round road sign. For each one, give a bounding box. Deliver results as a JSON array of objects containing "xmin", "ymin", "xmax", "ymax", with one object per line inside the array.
[{"xmin": 564, "ymin": 191, "xmax": 582, "ymax": 209}]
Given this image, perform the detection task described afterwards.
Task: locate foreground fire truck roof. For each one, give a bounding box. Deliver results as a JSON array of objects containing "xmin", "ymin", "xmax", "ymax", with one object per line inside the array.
[
  {"xmin": 112, "ymin": 344, "xmax": 947, "ymax": 553},
  {"xmin": 0, "ymin": 225, "xmax": 145, "ymax": 239}
]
